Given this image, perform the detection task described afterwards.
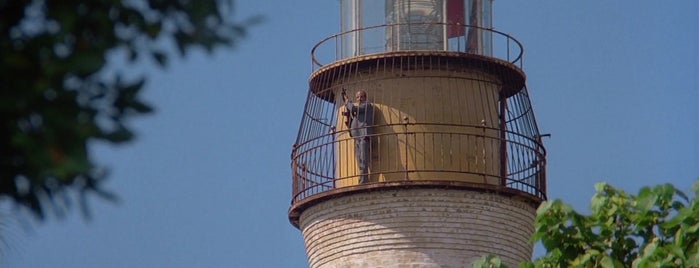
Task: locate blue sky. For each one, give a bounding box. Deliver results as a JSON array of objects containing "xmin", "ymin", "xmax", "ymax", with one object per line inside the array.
[{"xmin": 2, "ymin": 1, "xmax": 698, "ymax": 267}]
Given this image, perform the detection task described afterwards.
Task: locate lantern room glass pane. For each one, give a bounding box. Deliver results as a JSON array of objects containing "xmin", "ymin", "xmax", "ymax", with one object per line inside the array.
[{"xmin": 339, "ymin": 0, "xmax": 493, "ymax": 58}]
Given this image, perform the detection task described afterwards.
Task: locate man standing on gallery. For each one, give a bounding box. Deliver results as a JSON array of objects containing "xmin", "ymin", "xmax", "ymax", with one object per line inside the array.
[{"xmin": 343, "ymin": 89, "xmax": 374, "ymax": 183}]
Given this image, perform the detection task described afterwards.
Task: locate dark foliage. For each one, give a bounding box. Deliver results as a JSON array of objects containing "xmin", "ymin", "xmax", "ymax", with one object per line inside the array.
[{"xmin": 0, "ymin": 0, "xmax": 260, "ymax": 219}]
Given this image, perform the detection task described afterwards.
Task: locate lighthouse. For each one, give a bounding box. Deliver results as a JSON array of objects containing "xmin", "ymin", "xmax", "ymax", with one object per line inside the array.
[{"xmin": 289, "ymin": 1, "xmax": 546, "ymax": 267}]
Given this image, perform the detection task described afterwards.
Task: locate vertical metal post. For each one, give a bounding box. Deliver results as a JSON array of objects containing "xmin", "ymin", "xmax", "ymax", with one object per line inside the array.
[
  {"xmin": 499, "ymin": 93, "xmax": 507, "ymax": 186},
  {"xmin": 403, "ymin": 116, "xmax": 410, "ymax": 181},
  {"xmin": 481, "ymin": 119, "xmax": 486, "ymax": 183}
]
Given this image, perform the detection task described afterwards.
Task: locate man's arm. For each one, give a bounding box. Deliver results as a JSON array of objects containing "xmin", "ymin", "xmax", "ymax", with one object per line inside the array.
[
  {"xmin": 342, "ymin": 89, "xmax": 349, "ymax": 103},
  {"xmin": 341, "ymin": 89, "xmax": 353, "ymax": 128}
]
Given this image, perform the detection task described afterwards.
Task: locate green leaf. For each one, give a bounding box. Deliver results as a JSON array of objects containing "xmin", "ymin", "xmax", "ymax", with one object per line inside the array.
[
  {"xmin": 151, "ymin": 50, "xmax": 168, "ymax": 67},
  {"xmin": 517, "ymin": 262, "xmax": 534, "ymax": 268},
  {"xmin": 641, "ymin": 239, "xmax": 659, "ymax": 258},
  {"xmin": 687, "ymin": 246, "xmax": 699, "ymax": 267},
  {"xmin": 102, "ymin": 127, "xmax": 134, "ymax": 143},
  {"xmin": 129, "ymin": 99, "xmax": 154, "ymax": 114},
  {"xmin": 687, "ymin": 222, "xmax": 699, "ymax": 234},
  {"xmin": 473, "ymin": 255, "xmax": 508, "ymax": 268},
  {"xmin": 594, "ymin": 182, "xmax": 608, "ymax": 193},
  {"xmin": 577, "ymin": 249, "xmax": 599, "ymax": 265},
  {"xmin": 599, "ymin": 255, "xmax": 615, "ymax": 268},
  {"xmin": 64, "ymin": 52, "xmax": 106, "ymax": 78},
  {"xmin": 663, "ymin": 207, "xmax": 693, "ymax": 229},
  {"xmin": 536, "ymin": 200, "xmax": 553, "ymax": 216},
  {"xmin": 636, "ymin": 187, "xmax": 657, "ymax": 213}
]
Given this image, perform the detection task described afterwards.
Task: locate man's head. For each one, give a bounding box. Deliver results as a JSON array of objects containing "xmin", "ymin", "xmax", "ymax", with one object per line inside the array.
[{"xmin": 355, "ymin": 90, "xmax": 367, "ymax": 103}]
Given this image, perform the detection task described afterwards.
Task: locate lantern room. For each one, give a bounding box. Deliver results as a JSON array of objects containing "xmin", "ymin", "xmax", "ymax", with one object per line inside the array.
[{"xmin": 340, "ymin": 0, "xmax": 493, "ymax": 57}]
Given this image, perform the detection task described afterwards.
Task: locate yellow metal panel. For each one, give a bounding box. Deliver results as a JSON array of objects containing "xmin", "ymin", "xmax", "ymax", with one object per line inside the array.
[{"xmin": 336, "ymin": 68, "xmax": 503, "ymax": 186}]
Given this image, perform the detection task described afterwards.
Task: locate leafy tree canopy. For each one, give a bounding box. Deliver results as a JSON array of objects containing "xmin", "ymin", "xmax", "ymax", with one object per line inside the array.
[
  {"xmin": 0, "ymin": 0, "xmax": 259, "ymax": 220},
  {"xmin": 475, "ymin": 180, "xmax": 699, "ymax": 268}
]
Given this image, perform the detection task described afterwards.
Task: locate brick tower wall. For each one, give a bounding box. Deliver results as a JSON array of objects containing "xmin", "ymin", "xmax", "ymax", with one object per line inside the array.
[{"xmin": 299, "ymin": 188, "xmax": 537, "ymax": 268}]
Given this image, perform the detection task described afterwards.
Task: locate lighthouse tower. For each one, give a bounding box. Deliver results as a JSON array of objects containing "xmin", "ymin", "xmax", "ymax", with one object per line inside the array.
[{"xmin": 289, "ymin": 1, "xmax": 546, "ymax": 267}]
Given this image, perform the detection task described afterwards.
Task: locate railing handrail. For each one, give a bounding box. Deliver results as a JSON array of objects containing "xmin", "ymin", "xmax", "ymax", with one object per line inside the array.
[
  {"xmin": 291, "ymin": 123, "xmax": 546, "ymax": 203},
  {"xmin": 293, "ymin": 122, "xmax": 544, "ymax": 154},
  {"xmin": 310, "ymin": 23, "xmax": 524, "ymax": 70}
]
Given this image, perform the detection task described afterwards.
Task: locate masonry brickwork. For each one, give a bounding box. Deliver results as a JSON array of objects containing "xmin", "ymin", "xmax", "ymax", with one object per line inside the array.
[{"xmin": 299, "ymin": 188, "xmax": 537, "ymax": 268}]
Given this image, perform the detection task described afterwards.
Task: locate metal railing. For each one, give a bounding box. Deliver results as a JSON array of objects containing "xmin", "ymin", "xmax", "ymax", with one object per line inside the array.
[
  {"xmin": 291, "ymin": 122, "xmax": 546, "ymax": 204},
  {"xmin": 310, "ymin": 23, "xmax": 524, "ymax": 71}
]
